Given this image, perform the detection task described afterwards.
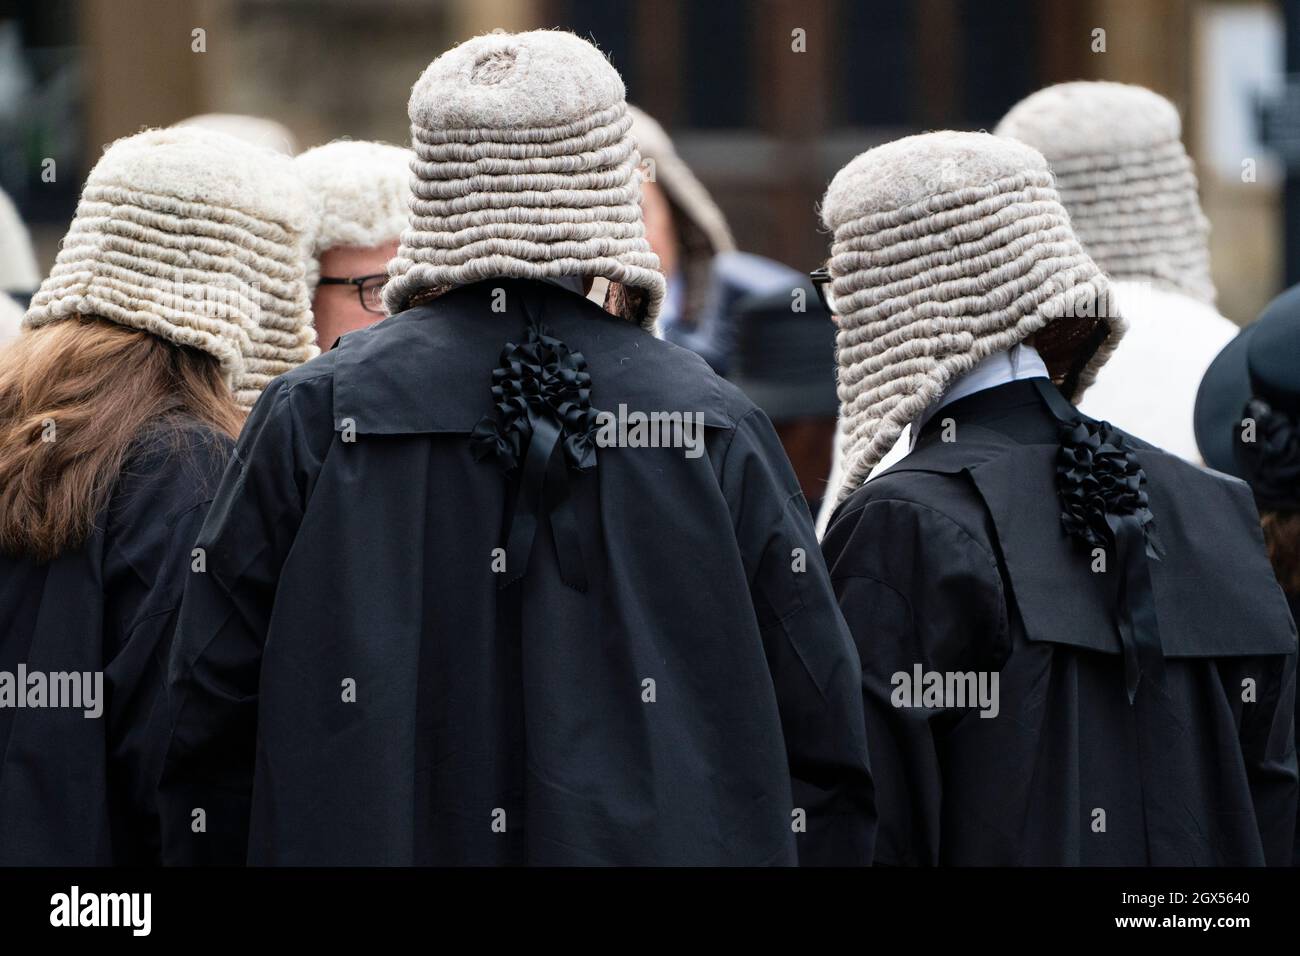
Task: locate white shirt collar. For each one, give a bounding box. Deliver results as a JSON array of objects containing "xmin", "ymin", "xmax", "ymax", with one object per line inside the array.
[{"xmin": 910, "ymin": 342, "xmax": 1050, "ymax": 449}]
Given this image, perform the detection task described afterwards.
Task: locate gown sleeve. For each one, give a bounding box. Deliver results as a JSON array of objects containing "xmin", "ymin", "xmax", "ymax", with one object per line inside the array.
[
  {"xmin": 821, "ymin": 491, "xmax": 1008, "ymax": 865},
  {"xmin": 720, "ymin": 407, "xmax": 877, "ymax": 865},
  {"xmin": 159, "ymin": 379, "xmax": 320, "ymax": 864},
  {"xmin": 103, "ymin": 427, "xmax": 233, "ymax": 865},
  {"xmin": 1225, "ymin": 651, "xmax": 1298, "ymax": 866}
]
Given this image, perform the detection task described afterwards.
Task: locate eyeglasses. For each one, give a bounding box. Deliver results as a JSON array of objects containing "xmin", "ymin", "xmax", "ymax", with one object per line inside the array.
[
  {"xmin": 318, "ymin": 273, "xmax": 387, "ymax": 314},
  {"xmin": 809, "ymin": 266, "xmax": 833, "ymax": 313}
]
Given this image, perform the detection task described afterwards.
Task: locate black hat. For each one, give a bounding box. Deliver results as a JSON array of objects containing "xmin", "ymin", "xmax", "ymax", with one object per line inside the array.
[
  {"xmin": 728, "ymin": 282, "xmax": 838, "ymax": 421},
  {"xmin": 1194, "ymin": 283, "xmax": 1300, "ymax": 509}
]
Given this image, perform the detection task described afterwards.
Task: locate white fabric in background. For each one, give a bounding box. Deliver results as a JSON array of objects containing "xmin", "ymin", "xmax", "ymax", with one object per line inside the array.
[{"xmin": 1077, "ymin": 280, "xmax": 1237, "ymax": 463}]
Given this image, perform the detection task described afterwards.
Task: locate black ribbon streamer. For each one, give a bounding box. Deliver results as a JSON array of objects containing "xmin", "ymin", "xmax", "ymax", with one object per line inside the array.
[
  {"xmin": 470, "ymin": 305, "xmax": 601, "ymax": 592},
  {"xmin": 1238, "ymin": 397, "xmax": 1300, "ymax": 512},
  {"xmin": 1033, "ymin": 379, "xmax": 1165, "ymax": 703}
]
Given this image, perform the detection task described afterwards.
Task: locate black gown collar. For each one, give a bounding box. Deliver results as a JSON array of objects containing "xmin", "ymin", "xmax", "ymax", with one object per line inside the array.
[
  {"xmin": 331, "ymin": 279, "xmax": 732, "ymax": 436},
  {"xmin": 916, "ymin": 378, "xmax": 1060, "ymax": 446},
  {"xmin": 882, "ymin": 378, "xmax": 1296, "ymax": 664}
]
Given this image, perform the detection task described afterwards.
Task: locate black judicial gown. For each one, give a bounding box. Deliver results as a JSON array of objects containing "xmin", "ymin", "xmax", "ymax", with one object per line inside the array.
[
  {"xmin": 1290, "ymin": 592, "xmax": 1300, "ymax": 866},
  {"xmin": 822, "ymin": 379, "xmax": 1298, "ymax": 866},
  {"xmin": 160, "ymin": 279, "xmax": 875, "ymax": 866},
  {"xmin": 0, "ymin": 422, "xmax": 232, "ymax": 865}
]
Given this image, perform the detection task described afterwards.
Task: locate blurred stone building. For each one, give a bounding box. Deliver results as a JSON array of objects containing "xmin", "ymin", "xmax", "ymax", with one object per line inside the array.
[{"xmin": 1, "ymin": 0, "xmax": 1286, "ymax": 323}]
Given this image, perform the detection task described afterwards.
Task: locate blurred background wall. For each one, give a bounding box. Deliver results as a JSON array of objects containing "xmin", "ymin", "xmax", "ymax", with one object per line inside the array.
[{"xmin": 0, "ymin": 0, "xmax": 1290, "ymax": 324}]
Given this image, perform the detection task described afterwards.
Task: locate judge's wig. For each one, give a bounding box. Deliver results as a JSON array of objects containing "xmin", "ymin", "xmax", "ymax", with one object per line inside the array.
[
  {"xmin": 295, "ymin": 139, "xmax": 413, "ymax": 295},
  {"xmin": 384, "ymin": 30, "xmax": 666, "ymax": 329},
  {"xmin": 26, "ymin": 126, "xmax": 316, "ymax": 410},
  {"xmin": 821, "ymin": 131, "xmax": 1125, "ymax": 504},
  {"xmin": 996, "ymin": 82, "xmax": 1215, "ymax": 305}
]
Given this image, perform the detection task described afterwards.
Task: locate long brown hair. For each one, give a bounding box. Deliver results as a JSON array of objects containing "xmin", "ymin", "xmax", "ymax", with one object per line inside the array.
[
  {"xmin": 0, "ymin": 315, "xmax": 244, "ymax": 562},
  {"xmin": 1261, "ymin": 509, "xmax": 1300, "ymax": 598}
]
